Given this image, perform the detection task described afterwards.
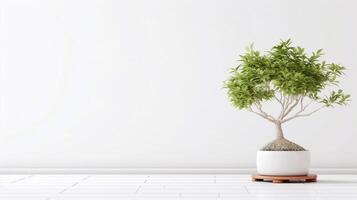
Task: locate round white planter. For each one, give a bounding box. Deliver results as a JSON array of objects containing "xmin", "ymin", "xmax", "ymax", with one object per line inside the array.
[{"xmin": 257, "ymin": 150, "xmax": 310, "ymax": 176}]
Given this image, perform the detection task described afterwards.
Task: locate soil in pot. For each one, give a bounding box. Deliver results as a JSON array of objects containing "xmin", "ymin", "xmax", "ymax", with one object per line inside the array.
[{"xmin": 260, "ymin": 138, "xmax": 306, "ymax": 151}]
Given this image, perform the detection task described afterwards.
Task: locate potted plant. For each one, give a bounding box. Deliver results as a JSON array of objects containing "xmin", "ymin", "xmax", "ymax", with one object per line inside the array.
[{"xmin": 224, "ymin": 39, "xmax": 350, "ymax": 176}]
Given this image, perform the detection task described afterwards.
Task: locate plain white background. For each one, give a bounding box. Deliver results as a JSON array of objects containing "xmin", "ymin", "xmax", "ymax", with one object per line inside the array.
[{"xmin": 0, "ymin": 0, "xmax": 356, "ymax": 169}]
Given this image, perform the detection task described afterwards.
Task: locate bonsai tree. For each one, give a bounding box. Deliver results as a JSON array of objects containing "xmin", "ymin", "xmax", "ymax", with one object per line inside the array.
[{"xmin": 225, "ymin": 39, "xmax": 350, "ymax": 151}]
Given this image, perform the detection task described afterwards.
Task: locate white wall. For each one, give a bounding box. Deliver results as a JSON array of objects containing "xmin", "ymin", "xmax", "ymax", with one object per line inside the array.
[{"xmin": 1, "ymin": 0, "xmax": 356, "ymax": 169}]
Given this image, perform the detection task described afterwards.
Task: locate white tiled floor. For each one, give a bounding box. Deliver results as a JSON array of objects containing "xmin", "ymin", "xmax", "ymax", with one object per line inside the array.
[{"xmin": 0, "ymin": 174, "xmax": 357, "ymax": 200}]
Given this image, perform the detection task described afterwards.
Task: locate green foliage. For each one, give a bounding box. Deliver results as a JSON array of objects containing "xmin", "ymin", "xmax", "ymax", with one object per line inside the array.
[{"xmin": 225, "ymin": 39, "xmax": 350, "ymax": 109}]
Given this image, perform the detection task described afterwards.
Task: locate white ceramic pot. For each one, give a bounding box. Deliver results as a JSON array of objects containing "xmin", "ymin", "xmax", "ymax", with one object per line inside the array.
[{"xmin": 257, "ymin": 150, "xmax": 310, "ymax": 176}]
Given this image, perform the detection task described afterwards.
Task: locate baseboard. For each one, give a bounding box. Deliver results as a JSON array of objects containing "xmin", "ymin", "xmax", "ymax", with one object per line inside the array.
[{"xmin": 0, "ymin": 168, "xmax": 356, "ymax": 174}]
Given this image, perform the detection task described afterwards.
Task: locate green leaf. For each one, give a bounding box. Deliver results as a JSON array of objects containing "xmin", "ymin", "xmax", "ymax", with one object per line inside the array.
[{"xmin": 224, "ymin": 39, "xmax": 350, "ymax": 110}]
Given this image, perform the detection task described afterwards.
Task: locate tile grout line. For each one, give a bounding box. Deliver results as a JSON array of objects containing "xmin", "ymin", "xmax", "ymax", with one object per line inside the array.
[
  {"xmin": 50, "ymin": 175, "xmax": 91, "ymax": 199},
  {"xmin": 58, "ymin": 181, "xmax": 79, "ymax": 194},
  {"xmin": 58, "ymin": 176, "xmax": 87, "ymax": 194},
  {"xmin": 214, "ymin": 175, "xmax": 219, "ymax": 198},
  {"xmin": 243, "ymin": 185, "xmax": 251, "ymax": 197},
  {"xmin": 134, "ymin": 177, "xmax": 150, "ymax": 195},
  {"xmin": 135, "ymin": 185, "xmax": 142, "ymax": 194},
  {"xmin": 11, "ymin": 175, "xmax": 34, "ymax": 183},
  {"xmin": 134, "ymin": 177, "xmax": 148, "ymax": 194},
  {"xmin": 81, "ymin": 175, "xmax": 91, "ymax": 181}
]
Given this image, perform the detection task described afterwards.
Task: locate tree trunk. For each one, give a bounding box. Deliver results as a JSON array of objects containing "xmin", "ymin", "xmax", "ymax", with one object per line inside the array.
[{"xmin": 275, "ymin": 122, "xmax": 284, "ymax": 139}]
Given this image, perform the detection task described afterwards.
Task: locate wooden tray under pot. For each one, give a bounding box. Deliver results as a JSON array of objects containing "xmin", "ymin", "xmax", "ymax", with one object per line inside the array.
[{"xmin": 251, "ymin": 174, "xmax": 317, "ymax": 183}]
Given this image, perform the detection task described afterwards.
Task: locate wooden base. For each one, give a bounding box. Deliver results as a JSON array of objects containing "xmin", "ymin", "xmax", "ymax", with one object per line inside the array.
[{"xmin": 252, "ymin": 174, "xmax": 317, "ymax": 183}]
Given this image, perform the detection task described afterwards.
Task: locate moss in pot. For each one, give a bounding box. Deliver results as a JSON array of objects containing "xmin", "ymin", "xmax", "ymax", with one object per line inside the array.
[{"xmin": 224, "ymin": 39, "xmax": 350, "ymax": 175}]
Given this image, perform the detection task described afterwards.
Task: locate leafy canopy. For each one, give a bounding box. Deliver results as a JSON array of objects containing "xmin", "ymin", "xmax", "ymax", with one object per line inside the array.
[{"xmin": 225, "ymin": 39, "xmax": 350, "ymax": 123}]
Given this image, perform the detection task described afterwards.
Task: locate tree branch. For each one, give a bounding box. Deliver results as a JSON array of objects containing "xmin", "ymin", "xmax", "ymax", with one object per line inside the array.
[
  {"xmin": 300, "ymin": 96, "xmax": 304, "ymax": 110},
  {"xmin": 274, "ymin": 91, "xmax": 284, "ymax": 108},
  {"xmin": 274, "ymin": 95, "xmax": 284, "ymax": 107},
  {"xmin": 284, "ymin": 96, "xmax": 294, "ymax": 111},
  {"xmin": 248, "ymin": 104, "xmax": 276, "ymax": 123},
  {"xmin": 279, "ymin": 95, "xmax": 291, "ymax": 119},
  {"xmin": 281, "ymin": 95, "xmax": 301, "ymax": 119},
  {"xmin": 255, "ymin": 102, "xmax": 276, "ymax": 120},
  {"xmin": 276, "ymin": 93, "xmax": 285, "ymax": 120},
  {"xmin": 282, "ymin": 105, "xmax": 325, "ymax": 123},
  {"xmin": 282, "ymin": 98, "xmax": 313, "ymax": 121}
]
